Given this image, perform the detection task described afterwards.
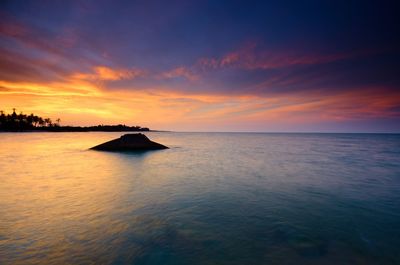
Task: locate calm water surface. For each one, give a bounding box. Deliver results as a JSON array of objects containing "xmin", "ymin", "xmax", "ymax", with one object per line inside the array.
[{"xmin": 1, "ymin": 132, "xmax": 400, "ymax": 264}]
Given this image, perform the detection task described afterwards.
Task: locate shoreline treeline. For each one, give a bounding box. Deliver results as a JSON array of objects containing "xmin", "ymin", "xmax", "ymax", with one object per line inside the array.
[
  {"xmin": 0, "ymin": 109, "xmax": 57, "ymax": 131},
  {"xmin": 0, "ymin": 109, "xmax": 150, "ymax": 132}
]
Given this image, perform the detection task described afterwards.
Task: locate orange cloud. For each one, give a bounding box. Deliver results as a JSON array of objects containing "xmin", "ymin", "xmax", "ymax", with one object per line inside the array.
[
  {"xmin": 72, "ymin": 66, "xmax": 145, "ymax": 81},
  {"xmin": 1, "ymin": 66, "xmax": 399, "ymax": 131},
  {"xmin": 94, "ymin": 66, "xmax": 143, "ymax": 80},
  {"xmin": 159, "ymin": 66, "xmax": 198, "ymax": 81},
  {"xmin": 0, "ymin": 35, "xmax": 398, "ymax": 132}
]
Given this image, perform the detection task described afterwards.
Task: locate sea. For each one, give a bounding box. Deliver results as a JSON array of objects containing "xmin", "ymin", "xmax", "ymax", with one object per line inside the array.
[{"xmin": 0, "ymin": 132, "xmax": 400, "ymax": 265}]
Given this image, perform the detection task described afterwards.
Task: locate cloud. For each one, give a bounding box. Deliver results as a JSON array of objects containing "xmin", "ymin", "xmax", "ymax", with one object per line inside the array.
[
  {"xmin": 73, "ymin": 66, "xmax": 145, "ymax": 81},
  {"xmin": 0, "ymin": 79, "xmax": 100, "ymax": 97},
  {"xmin": 1, "ymin": 65, "xmax": 399, "ymax": 131},
  {"xmin": 159, "ymin": 66, "xmax": 198, "ymax": 81},
  {"xmin": 196, "ymin": 43, "xmax": 365, "ymax": 71},
  {"xmin": 1, "ymin": 13, "xmax": 398, "ymax": 131},
  {"xmin": 94, "ymin": 66, "xmax": 144, "ymax": 80},
  {"xmin": 0, "ymin": 19, "xmax": 70, "ymax": 59},
  {"xmin": 0, "ymin": 47, "xmax": 74, "ymax": 83},
  {"xmin": 0, "ymin": 15, "xmax": 109, "ymax": 70}
]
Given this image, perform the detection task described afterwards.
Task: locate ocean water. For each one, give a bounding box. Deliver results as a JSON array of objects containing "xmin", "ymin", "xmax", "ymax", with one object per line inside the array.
[{"xmin": 0, "ymin": 132, "xmax": 400, "ymax": 265}]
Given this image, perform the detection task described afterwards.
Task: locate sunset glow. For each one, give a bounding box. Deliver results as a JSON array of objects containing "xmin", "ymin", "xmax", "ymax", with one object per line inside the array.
[{"xmin": 1, "ymin": 1, "xmax": 399, "ymax": 132}]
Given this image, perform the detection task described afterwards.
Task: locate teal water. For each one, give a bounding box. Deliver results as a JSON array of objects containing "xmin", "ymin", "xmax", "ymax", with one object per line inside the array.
[{"xmin": 0, "ymin": 132, "xmax": 400, "ymax": 264}]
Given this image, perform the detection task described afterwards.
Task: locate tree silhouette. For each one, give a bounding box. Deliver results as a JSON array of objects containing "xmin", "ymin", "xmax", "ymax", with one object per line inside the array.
[
  {"xmin": 44, "ymin": 118, "xmax": 52, "ymax": 127},
  {"xmin": 0, "ymin": 109, "xmax": 55, "ymax": 131},
  {"xmin": 0, "ymin": 108, "xmax": 150, "ymax": 132}
]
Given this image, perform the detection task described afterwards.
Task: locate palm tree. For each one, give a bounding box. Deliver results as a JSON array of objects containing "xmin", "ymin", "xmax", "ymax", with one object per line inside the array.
[
  {"xmin": 11, "ymin": 108, "xmax": 17, "ymax": 120},
  {"xmin": 44, "ymin": 118, "xmax": 52, "ymax": 127},
  {"xmin": 27, "ymin": 114, "xmax": 34, "ymax": 127},
  {"xmin": 38, "ymin": 117, "xmax": 44, "ymax": 127}
]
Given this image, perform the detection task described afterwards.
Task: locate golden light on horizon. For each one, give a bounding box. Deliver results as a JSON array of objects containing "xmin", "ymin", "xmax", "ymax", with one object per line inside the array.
[{"xmin": 2, "ymin": 68, "xmax": 399, "ymax": 131}]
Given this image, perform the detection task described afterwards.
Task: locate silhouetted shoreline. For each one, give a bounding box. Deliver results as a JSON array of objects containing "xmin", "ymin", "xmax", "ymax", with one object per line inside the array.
[
  {"xmin": 0, "ymin": 109, "xmax": 152, "ymax": 132},
  {"xmin": 0, "ymin": 125, "xmax": 152, "ymax": 132}
]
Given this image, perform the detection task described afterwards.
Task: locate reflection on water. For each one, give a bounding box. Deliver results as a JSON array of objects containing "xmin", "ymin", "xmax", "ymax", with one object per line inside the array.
[{"xmin": 1, "ymin": 132, "xmax": 400, "ymax": 264}]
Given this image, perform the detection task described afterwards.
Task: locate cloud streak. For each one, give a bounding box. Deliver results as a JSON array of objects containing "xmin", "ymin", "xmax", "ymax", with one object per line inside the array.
[
  {"xmin": 73, "ymin": 66, "xmax": 145, "ymax": 81},
  {"xmin": 159, "ymin": 66, "xmax": 198, "ymax": 81},
  {"xmin": 196, "ymin": 43, "xmax": 362, "ymax": 71}
]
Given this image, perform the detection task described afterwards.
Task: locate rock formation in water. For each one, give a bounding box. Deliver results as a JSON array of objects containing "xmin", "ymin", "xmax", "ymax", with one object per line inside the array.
[{"xmin": 91, "ymin": 133, "xmax": 168, "ymax": 151}]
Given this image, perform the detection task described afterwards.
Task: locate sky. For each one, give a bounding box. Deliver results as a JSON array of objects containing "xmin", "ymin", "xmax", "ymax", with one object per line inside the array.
[{"xmin": 0, "ymin": 0, "xmax": 399, "ymax": 132}]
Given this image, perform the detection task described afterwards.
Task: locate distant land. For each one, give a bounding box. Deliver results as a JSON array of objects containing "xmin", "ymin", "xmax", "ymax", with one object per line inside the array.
[{"xmin": 0, "ymin": 109, "xmax": 150, "ymax": 132}]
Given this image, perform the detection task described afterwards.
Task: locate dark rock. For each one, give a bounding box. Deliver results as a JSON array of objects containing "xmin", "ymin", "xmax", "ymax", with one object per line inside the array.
[{"xmin": 91, "ymin": 133, "xmax": 168, "ymax": 151}]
